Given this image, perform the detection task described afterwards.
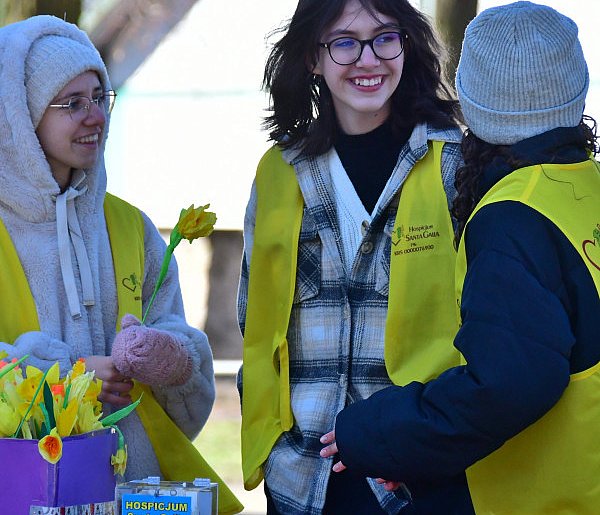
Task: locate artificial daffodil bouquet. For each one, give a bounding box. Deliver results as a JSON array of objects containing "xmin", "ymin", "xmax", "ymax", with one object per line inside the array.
[
  {"xmin": 142, "ymin": 204, "xmax": 216, "ymax": 324},
  {"xmin": 0, "ymin": 353, "xmax": 139, "ymax": 475}
]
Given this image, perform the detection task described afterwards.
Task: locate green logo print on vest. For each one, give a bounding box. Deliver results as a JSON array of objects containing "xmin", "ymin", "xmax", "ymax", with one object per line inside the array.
[
  {"xmin": 391, "ymin": 224, "xmax": 405, "ymax": 245},
  {"xmin": 582, "ymin": 223, "xmax": 600, "ymax": 271},
  {"xmin": 121, "ymin": 272, "xmax": 141, "ymax": 298},
  {"xmin": 390, "ymin": 221, "xmax": 442, "ymax": 255}
]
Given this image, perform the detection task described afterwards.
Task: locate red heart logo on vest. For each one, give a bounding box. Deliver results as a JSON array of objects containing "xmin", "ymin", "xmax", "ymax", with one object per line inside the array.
[{"xmin": 582, "ymin": 239, "xmax": 600, "ymax": 272}]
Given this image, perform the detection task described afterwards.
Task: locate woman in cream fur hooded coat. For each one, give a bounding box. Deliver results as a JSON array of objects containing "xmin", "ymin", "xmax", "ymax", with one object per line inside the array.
[{"xmin": 0, "ymin": 15, "xmax": 215, "ymax": 480}]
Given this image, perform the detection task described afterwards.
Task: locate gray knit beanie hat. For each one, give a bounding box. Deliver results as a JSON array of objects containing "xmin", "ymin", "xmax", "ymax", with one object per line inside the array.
[
  {"xmin": 25, "ymin": 32, "xmax": 107, "ymax": 129},
  {"xmin": 456, "ymin": 1, "xmax": 589, "ymax": 145}
]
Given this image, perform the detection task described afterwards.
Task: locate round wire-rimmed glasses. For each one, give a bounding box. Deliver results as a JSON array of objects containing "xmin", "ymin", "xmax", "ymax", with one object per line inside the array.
[
  {"xmin": 48, "ymin": 90, "xmax": 117, "ymax": 120},
  {"xmin": 319, "ymin": 31, "xmax": 406, "ymax": 65}
]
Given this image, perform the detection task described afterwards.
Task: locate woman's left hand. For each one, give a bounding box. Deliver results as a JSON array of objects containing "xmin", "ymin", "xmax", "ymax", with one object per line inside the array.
[
  {"xmin": 320, "ymin": 430, "xmax": 347, "ymax": 472},
  {"xmin": 321, "ymin": 430, "xmax": 405, "ymax": 487}
]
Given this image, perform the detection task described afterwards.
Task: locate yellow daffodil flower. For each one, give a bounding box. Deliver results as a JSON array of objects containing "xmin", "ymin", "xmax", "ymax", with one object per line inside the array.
[
  {"xmin": 71, "ymin": 358, "xmax": 86, "ymax": 378},
  {"xmin": 0, "ymin": 362, "xmax": 22, "ymax": 390},
  {"xmin": 55, "ymin": 399, "xmax": 78, "ymax": 437},
  {"xmin": 111, "ymin": 445, "xmax": 128, "ymax": 476},
  {"xmin": 75, "ymin": 402, "xmax": 103, "ymax": 434},
  {"xmin": 176, "ymin": 204, "xmax": 216, "ymax": 241},
  {"xmin": 2, "ymin": 379, "xmax": 30, "ymax": 420},
  {"xmin": 0, "ymin": 401, "xmax": 20, "ymax": 437},
  {"xmin": 24, "ymin": 364, "xmax": 42, "ymax": 380},
  {"xmin": 82, "ymin": 377, "xmax": 102, "ymax": 407},
  {"xmin": 25, "ymin": 362, "xmax": 60, "ymax": 386},
  {"xmin": 142, "ymin": 203, "xmax": 216, "ymax": 323},
  {"xmin": 16, "ymin": 374, "xmax": 44, "ymax": 404},
  {"xmin": 38, "ymin": 428, "xmax": 63, "ymax": 464},
  {"xmin": 67, "ymin": 371, "xmax": 94, "ymax": 404}
]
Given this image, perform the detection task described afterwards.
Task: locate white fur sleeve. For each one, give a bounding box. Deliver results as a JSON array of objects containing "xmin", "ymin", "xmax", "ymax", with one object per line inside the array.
[
  {"xmin": 0, "ymin": 332, "xmax": 72, "ymax": 375},
  {"xmin": 137, "ymin": 212, "xmax": 216, "ymax": 439}
]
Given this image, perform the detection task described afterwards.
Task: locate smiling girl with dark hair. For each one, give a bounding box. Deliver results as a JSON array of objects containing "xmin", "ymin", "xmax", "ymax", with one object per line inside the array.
[
  {"xmin": 238, "ymin": 0, "xmax": 463, "ymax": 513},
  {"xmin": 264, "ymin": 0, "xmax": 460, "ymax": 157}
]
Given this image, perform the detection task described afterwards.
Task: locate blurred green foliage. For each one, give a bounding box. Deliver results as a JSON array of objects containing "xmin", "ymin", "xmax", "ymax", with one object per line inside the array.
[{"xmin": 1, "ymin": 0, "xmax": 81, "ymax": 26}]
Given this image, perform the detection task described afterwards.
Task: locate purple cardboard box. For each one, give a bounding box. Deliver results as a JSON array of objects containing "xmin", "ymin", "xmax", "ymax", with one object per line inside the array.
[{"xmin": 0, "ymin": 428, "xmax": 118, "ymax": 513}]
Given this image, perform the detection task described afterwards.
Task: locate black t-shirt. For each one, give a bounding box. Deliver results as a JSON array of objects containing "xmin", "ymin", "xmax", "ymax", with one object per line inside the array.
[{"xmin": 334, "ymin": 121, "xmax": 411, "ymax": 213}]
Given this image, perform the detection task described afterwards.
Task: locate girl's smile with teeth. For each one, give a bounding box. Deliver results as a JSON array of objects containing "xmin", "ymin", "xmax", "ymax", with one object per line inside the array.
[
  {"xmin": 75, "ymin": 133, "xmax": 99, "ymax": 144},
  {"xmin": 352, "ymin": 76, "xmax": 383, "ymax": 87}
]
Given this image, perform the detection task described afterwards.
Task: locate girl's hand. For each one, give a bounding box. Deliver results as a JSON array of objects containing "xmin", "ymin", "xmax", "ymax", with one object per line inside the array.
[
  {"xmin": 320, "ymin": 430, "xmax": 347, "ymax": 473},
  {"xmin": 111, "ymin": 314, "xmax": 192, "ymax": 386},
  {"xmin": 321, "ymin": 431, "xmax": 404, "ymax": 485},
  {"xmin": 84, "ymin": 355, "xmax": 133, "ymax": 408}
]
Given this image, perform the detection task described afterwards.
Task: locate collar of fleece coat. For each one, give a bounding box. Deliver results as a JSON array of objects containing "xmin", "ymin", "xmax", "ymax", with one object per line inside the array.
[{"xmin": 0, "ymin": 15, "xmax": 111, "ymax": 223}]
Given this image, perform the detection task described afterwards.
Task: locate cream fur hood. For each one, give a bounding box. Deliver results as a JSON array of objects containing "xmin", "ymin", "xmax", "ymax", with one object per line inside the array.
[{"xmin": 0, "ymin": 15, "xmax": 111, "ymax": 222}]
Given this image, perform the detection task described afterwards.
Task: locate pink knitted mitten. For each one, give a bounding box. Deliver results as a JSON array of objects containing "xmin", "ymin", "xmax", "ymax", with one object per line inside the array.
[{"xmin": 111, "ymin": 314, "xmax": 192, "ymax": 386}]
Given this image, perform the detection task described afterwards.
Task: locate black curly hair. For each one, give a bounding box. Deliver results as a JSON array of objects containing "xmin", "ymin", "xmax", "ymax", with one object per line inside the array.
[{"xmin": 452, "ymin": 116, "xmax": 598, "ymax": 246}]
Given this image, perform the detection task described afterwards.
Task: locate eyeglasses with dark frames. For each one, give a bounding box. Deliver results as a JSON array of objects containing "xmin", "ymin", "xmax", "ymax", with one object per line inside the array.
[
  {"xmin": 319, "ymin": 31, "xmax": 406, "ymax": 66},
  {"xmin": 48, "ymin": 90, "xmax": 117, "ymax": 120}
]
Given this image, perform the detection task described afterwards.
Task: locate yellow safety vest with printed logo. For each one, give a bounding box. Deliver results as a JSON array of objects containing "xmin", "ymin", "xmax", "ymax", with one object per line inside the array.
[
  {"xmin": 0, "ymin": 193, "xmax": 242, "ymax": 515},
  {"xmin": 242, "ymin": 142, "xmax": 461, "ymax": 489},
  {"xmin": 455, "ymin": 160, "xmax": 600, "ymax": 514}
]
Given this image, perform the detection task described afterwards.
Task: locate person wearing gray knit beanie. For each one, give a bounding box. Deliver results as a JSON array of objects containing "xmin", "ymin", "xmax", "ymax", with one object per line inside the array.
[
  {"xmin": 456, "ymin": 0, "xmax": 589, "ymax": 145},
  {"xmin": 0, "ymin": 14, "xmax": 219, "ymax": 492},
  {"xmin": 25, "ymin": 33, "xmax": 108, "ymax": 129},
  {"xmin": 318, "ymin": 3, "xmax": 600, "ymax": 514}
]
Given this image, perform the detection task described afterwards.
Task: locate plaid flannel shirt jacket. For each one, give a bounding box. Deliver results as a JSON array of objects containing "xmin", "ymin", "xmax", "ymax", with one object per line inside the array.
[{"xmin": 238, "ymin": 123, "xmax": 463, "ymax": 515}]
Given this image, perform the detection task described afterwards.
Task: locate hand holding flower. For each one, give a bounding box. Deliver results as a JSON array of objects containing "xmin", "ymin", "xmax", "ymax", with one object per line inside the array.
[{"xmin": 112, "ymin": 314, "xmax": 192, "ymax": 386}]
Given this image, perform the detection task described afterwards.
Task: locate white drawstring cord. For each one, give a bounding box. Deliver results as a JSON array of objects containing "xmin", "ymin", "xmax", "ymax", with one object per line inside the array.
[{"xmin": 55, "ymin": 184, "xmax": 94, "ymax": 318}]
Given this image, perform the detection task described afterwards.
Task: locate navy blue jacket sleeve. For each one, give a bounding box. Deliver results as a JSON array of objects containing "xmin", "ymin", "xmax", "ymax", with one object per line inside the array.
[{"xmin": 334, "ymin": 201, "xmax": 576, "ymax": 484}]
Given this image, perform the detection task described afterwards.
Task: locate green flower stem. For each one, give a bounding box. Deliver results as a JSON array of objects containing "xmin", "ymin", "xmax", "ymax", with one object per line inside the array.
[
  {"xmin": 100, "ymin": 394, "xmax": 142, "ymax": 427},
  {"xmin": 141, "ymin": 231, "xmax": 182, "ymax": 325},
  {"xmin": 0, "ymin": 354, "xmax": 28, "ymax": 380},
  {"xmin": 13, "ymin": 367, "xmax": 50, "ymax": 438},
  {"xmin": 109, "ymin": 423, "xmax": 126, "ymax": 449}
]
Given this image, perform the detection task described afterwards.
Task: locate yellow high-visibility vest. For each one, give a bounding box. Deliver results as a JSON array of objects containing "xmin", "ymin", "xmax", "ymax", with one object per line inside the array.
[
  {"xmin": 242, "ymin": 143, "xmax": 460, "ymax": 489},
  {"xmin": 0, "ymin": 193, "xmax": 242, "ymax": 515},
  {"xmin": 455, "ymin": 159, "xmax": 600, "ymax": 514}
]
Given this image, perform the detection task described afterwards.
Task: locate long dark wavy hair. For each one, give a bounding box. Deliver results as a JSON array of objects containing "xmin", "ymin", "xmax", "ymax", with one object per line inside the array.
[
  {"xmin": 452, "ymin": 116, "xmax": 599, "ymax": 246},
  {"xmin": 262, "ymin": 0, "xmax": 461, "ymax": 156}
]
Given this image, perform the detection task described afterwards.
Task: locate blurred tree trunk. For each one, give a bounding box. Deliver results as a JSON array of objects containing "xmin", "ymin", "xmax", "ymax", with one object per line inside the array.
[
  {"xmin": 1, "ymin": 0, "xmax": 81, "ymax": 26},
  {"xmin": 204, "ymin": 231, "xmax": 245, "ymax": 360},
  {"xmin": 435, "ymin": 0, "xmax": 477, "ymax": 86}
]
